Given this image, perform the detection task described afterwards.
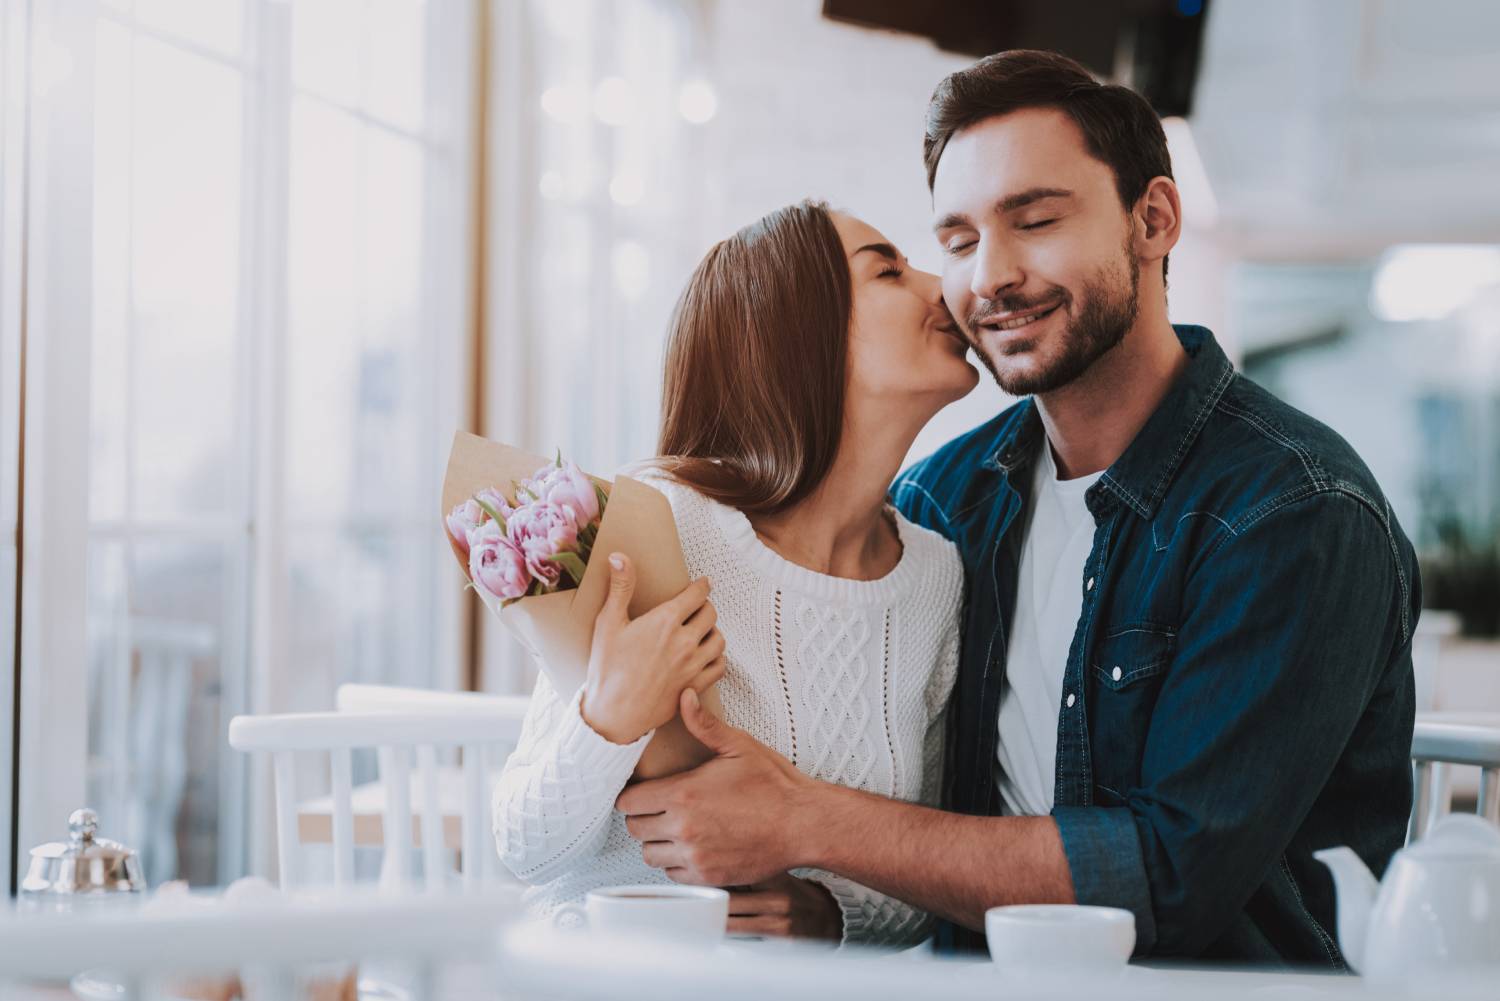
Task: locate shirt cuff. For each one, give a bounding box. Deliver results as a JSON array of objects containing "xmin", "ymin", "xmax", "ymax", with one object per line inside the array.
[
  {"xmin": 556, "ymin": 688, "xmax": 654, "ymax": 776},
  {"xmin": 1051, "ymin": 805, "xmax": 1157, "ymax": 955}
]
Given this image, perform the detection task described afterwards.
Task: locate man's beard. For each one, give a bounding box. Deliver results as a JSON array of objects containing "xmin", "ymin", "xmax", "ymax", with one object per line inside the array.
[{"xmin": 965, "ymin": 247, "xmax": 1140, "ymax": 397}]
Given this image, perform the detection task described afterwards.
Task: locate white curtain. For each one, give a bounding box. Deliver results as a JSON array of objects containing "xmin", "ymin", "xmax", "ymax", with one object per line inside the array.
[{"xmin": 481, "ymin": 0, "xmax": 714, "ymax": 692}]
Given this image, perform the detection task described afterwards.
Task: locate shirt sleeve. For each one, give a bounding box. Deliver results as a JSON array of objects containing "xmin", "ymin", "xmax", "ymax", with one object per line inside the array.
[
  {"xmin": 1052, "ymin": 490, "xmax": 1412, "ymax": 956},
  {"xmin": 491, "ymin": 668, "xmax": 653, "ymax": 883}
]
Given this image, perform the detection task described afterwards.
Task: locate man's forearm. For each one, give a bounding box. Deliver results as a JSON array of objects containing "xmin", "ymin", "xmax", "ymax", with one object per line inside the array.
[{"xmin": 793, "ymin": 782, "xmax": 1075, "ymax": 930}]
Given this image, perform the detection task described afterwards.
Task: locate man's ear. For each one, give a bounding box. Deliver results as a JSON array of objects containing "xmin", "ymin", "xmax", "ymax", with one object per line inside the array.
[{"xmin": 1134, "ymin": 176, "xmax": 1182, "ymax": 266}]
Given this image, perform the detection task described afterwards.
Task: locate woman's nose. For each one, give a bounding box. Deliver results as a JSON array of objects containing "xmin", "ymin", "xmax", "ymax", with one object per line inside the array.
[{"xmin": 912, "ymin": 267, "xmax": 943, "ymax": 303}]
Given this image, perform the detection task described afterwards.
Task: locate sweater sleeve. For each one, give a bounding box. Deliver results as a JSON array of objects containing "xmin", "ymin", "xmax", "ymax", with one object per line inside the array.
[
  {"xmin": 795, "ymin": 620, "xmax": 958, "ymax": 948},
  {"xmin": 491, "ymin": 667, "xmax": 653, "ymax": 883}
]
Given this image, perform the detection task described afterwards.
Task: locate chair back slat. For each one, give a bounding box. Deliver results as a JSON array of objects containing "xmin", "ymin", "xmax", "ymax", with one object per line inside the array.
[
  {"xmin": 1480, "ymin": 768, "xmax": 1499, "ymax": 825},
  {"xmin": 1408, "ymin": 760, "xmax": 1430, "ymax": 844},
  {"xmin": 1423, "ymin": 761, "xmax": 1451, "ymax": 838},
  {"xmin": 462, "ymin": 743, "xmax": 485, "ymax": 888},
  {"xmin": 273, "ymin": 751, "xmax": 299, "ymax": 889},
  {"xmin": 417, "ymin": 743, "xmax": 446, "ymax": 889},
  {"xmin": 330, "ymin": 746, "xmax": 355, "ymax": 885},
  {"xmin": 379, "ymin": 745, "xmax": 414, "ymax": 888}
]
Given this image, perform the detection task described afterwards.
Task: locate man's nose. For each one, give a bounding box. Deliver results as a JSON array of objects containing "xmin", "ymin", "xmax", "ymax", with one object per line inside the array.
[{"xmin": 971, "ymin": 239, "xmax": 1024, "ymax": 300}]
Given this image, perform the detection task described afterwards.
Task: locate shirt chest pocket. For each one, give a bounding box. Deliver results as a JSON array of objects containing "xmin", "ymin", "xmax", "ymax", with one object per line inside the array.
[{"xmin": 1088, "ymin": 624, "xmax": 1175, "ymax": 802}]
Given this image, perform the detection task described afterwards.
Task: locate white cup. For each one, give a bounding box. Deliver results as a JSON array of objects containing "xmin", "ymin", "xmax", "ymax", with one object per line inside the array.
[
  {"xmin": 985, "ymin": 904, "xmax": 1135, "ymax": 976},
  {"xmin": 552, "ymin": 885, "xmax": 729, "ymax": 945}
]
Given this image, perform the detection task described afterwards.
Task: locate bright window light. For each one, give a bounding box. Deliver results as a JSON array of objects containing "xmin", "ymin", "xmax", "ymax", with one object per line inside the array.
[
  {"xmin": 608, "ymin": 172, "xmax": 643, "ymax": 207},
  {"xmin": 677, "ymin": 79, "xmax": 718, "ymax": 124},
  {"xmin": 593, "ymin": 76, "xmax": 634, "ymax": 126},
  {"xmin": 613, "ymin": 240, "xmax": 650, "ymax": 301},
  {"xmin": 1370, "ymin": 245, "xmax": 1500, "ymax": 322},
  {"xmin": 539, "ymin": 85, "xmax": 584, "ymax": 123}
]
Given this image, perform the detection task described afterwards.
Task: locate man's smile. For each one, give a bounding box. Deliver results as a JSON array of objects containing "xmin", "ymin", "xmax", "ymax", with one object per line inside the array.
[{"xmin": 976, "ymin": 299, "xmax": 1064, "ymax": 335}]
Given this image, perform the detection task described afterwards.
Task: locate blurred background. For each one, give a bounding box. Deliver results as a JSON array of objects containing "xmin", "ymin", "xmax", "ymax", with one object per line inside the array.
[{"xmin": 1, "ymin": 0, "xmax": 1498, "ymax": 891}]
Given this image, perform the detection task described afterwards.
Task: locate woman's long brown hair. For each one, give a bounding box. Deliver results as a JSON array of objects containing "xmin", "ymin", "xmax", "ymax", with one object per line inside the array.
[{"xmin": 656, "ymin": 200, "xmax": 850, "ymax": 516}]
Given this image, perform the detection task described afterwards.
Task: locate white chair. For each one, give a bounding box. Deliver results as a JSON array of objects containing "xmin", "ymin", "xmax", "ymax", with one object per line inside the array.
[
  {"xmin": 1409, "ymin": 711, "xmax": 1500, "ymax": 842},
  {"xmin": 229, "ymin": 711, "xmax": 518, "ymax": 890},
  {"xmin": 285, "ymin": 685, "xmax": 527, "ymax": 861},
  {"xmin": 336, "ymin": 682, "xmax": 531, "ymax": 718}
]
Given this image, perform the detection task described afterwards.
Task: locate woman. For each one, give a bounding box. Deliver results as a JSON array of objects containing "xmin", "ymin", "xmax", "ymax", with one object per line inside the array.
[{"xmin": 492, "ymin": 201, "xmax": 978, "ymax": 946}]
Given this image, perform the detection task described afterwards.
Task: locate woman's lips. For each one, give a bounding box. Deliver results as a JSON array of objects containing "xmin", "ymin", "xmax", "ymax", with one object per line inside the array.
[{"xmin": 934, "ymin": 321, "xmax": 970, "ymax": 351}]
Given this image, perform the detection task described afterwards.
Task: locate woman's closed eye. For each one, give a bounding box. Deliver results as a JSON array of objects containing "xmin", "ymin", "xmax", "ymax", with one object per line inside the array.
[
  {"xmin": 878, "ymin": 264, "xmax": 904, "ymax": 279},
  {"xmin": 1019, "ymin": 218, "xmax": 1058, "ymax": 231}
]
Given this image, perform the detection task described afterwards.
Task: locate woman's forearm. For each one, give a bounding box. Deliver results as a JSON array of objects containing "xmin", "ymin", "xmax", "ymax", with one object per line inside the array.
[
  {"xmin": 492, "ymin": 691, "xmax": 650, "ymax": 881},
  {"xmin": 796, "ymin": 782, "xmax": 1076, "ymax": 930}
]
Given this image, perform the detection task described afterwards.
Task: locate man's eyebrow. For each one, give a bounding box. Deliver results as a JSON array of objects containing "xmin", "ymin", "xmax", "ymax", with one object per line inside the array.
[
  {"xmin": 852, "ymin": 242, "xmax": 900, "ymax": 262},
  {"xmin": 997, "ymin": 187, "xmax": 1074, "ymax": 212},
  {"xmin": 934, "ymin": 188, "xmax": 1076, "ymax": 232}
]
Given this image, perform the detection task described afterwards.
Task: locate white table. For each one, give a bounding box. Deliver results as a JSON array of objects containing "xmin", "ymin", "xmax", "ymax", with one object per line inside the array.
[
  {"xmin": 0, "ymin": 887, "xmax": 518, "ymax": 1001},
  {"xmin": 495, "ymin": 923, "xmax": 1496, "ymax": 1001}
]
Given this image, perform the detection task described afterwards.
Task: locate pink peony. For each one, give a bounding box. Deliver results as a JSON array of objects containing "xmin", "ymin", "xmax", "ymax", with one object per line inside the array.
[
  {"xmin": 473, "ymin": 487, "xmax": 515, "ymax": 522},
  {"xmin": 468, "ymin": 521, "xmax": 531, "ymax": 602},
  {"xmin": 506, "ymin": 500, "xmax": 580, "ymax": 586},
  {"xmin": 446, "ymin": 499, "xmax": 486, "ymax": 557},
  {"xmin": 533, "ymin": 460, "xmax": 601, "ymax": 531}
]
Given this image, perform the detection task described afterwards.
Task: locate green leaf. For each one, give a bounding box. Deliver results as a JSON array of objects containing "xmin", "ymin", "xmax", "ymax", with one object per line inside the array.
[
  {"xmin": 473, "ymin": 497, "xmax": 508, "ymax": 533},
  {"xmin": 553, "ymin": 551, "xmax": 588, "ymax": 586},
  {"xmin": 593, "ymin": 483, "xmax": 610, "ymax": 516}
]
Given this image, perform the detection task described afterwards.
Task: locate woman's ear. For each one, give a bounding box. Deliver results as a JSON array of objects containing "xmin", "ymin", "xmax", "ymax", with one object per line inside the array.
[{"xmin": 1134, "ymin": 176, "xmax": 1182, "ymax": 266}]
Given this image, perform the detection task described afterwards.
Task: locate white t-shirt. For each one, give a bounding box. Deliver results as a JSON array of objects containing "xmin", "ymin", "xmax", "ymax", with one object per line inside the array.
[{"xmin": 996, "ymin": 440, "xmax": 1103, "ymax": 816}]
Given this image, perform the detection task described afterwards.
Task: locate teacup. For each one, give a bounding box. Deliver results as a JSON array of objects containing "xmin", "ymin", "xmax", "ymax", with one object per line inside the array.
[
  {"xmin": 553, "ymin": 885, "xmax": 729, "ymax": 944},
  {"xmin": 985, "ymin": 904, "xmax": 1135, "ymax": 976}
]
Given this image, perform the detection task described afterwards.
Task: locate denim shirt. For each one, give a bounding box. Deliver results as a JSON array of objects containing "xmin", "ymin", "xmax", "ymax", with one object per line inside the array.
[{"xmin": 892, "ymin": 326, "xmax": 1418, "ymax": 965}]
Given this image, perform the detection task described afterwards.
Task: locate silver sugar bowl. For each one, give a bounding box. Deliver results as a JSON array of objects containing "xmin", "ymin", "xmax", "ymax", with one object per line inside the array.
[{"xmin": 20, "ymin": 808, "xmax": 145, "ymax": 911}]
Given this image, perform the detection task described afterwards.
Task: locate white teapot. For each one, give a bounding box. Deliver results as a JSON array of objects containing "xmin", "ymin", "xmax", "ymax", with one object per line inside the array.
[{"xmin": 1314, "ymin": 814, "xmax": 1500, "ymax": 983}]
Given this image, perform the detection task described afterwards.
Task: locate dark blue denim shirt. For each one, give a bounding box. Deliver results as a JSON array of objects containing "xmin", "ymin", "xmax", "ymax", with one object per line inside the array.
[{"xmin": 891, "ymin": 326, "xmax": 1418, "ymax": 965}]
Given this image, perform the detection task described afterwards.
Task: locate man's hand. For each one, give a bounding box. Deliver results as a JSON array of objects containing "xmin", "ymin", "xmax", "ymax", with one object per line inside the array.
[
  {"xmin": 728, "ymin": 872, "xmax": 842, "ymax": 941},
  {"xmin": 617, "ymin": 688, "xmax": 817, "ymax": 887}
]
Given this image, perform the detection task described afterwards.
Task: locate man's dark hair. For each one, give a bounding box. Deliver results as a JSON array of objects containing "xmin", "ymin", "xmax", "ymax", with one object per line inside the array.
[{"xmin": 923, "ymin": 49, "xmax": 1174, "ymax": 277}]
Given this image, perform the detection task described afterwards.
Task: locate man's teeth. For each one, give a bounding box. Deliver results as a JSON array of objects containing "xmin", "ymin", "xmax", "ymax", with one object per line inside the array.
[{"xmin": 992, "ymin": 306, "xmax": 1054, "ymax": 331}]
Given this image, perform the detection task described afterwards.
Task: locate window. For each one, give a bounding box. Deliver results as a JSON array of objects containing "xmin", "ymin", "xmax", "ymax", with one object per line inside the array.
[{"xmin": 17, "ymin": 0, "xmax": 476, "ymax": 887}]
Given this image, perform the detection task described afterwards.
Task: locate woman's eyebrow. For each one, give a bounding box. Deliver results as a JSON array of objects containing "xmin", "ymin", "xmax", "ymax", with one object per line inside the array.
[{"xmin": 852, "ymin": 242, "xmax": 901, "ymax": 262}]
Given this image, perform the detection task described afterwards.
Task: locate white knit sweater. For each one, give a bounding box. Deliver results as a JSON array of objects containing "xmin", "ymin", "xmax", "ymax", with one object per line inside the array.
[{"xmin": 491, "ymin": 472, "xmax": 963, "ymax": 947}]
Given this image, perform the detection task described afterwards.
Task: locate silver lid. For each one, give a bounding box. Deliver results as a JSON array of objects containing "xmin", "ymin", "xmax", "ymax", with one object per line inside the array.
[{"xmin": 21, "ymin": 808, "xmax": 146, "ymax": 896}]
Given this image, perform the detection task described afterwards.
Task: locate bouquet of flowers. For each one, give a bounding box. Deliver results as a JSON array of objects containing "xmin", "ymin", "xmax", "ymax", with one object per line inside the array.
[
  {"xmin": 445, "ymin": 453, "xmax": 610, "ymax": 607},
  {"xmin": 441, "ymin": 431, "xmax": 721, "ymax": 779}
]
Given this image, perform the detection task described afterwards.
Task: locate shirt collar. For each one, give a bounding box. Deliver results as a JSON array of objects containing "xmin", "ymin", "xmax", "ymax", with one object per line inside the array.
[{"xmin": 984, "ymin": 325, "xmax": 1235, "ymax": 520}]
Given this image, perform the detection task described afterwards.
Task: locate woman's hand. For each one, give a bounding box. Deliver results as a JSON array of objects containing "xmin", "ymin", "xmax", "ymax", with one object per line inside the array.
[
  {"xmin": 727, "ymin": 873, "xmax": 842, "ymax": 941},
  {"xmin": 580, "ymin": 553, "xmax": 726, "ymax": 745}
]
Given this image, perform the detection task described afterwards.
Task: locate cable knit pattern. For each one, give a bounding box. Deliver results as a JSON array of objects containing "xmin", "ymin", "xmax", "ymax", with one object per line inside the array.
[{"xmin": 492, "ymin": 470, "xmax": 963, "ymax": 947}]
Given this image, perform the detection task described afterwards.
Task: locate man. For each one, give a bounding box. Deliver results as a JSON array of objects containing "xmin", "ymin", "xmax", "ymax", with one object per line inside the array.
[{"xmin": 617, "ymin": 49, "xmax": 1418, "ymax": 965}]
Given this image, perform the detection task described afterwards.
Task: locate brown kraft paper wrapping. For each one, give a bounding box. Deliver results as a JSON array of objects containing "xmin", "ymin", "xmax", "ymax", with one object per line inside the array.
[{"xmin": 441, "ymin": 430, "xmax": 721, "ymax": 779}]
